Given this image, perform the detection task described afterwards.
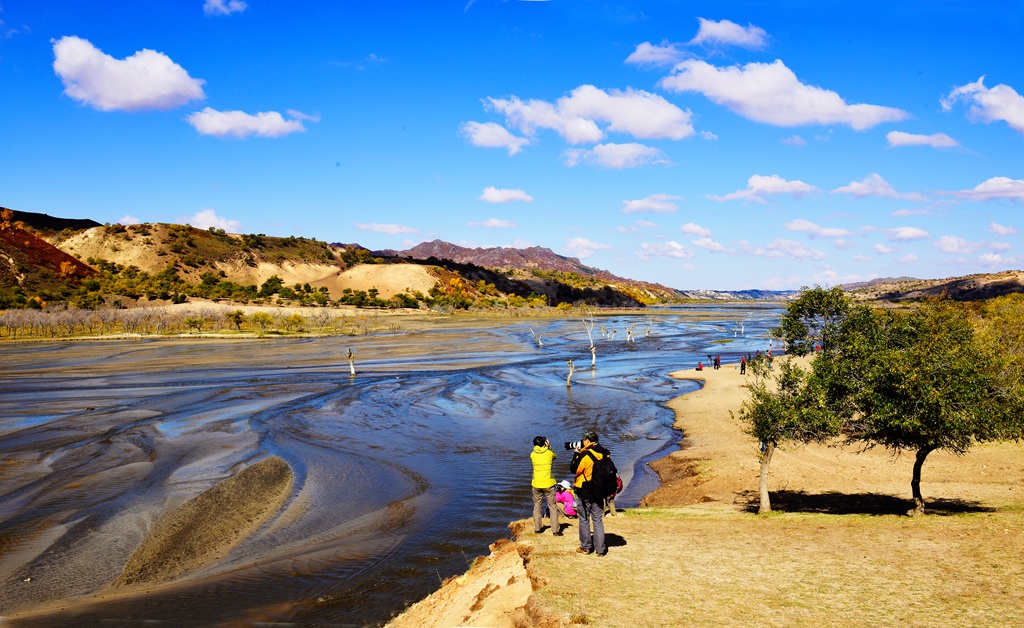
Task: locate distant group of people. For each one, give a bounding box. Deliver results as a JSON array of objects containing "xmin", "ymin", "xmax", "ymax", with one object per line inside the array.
[
  {"xmin": 699, "ymin": 350, "xmax": 778, "ymax": 374},
  {"xmin": 531, "ymin": 430, "xmax": 618, "ymax": 557}
]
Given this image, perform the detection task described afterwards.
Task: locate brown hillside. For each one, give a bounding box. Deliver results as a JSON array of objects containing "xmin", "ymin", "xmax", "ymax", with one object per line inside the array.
[
  {"xmin": 0, "ymin": 222, "xmax": 95, "ymax": 291},
  {"xmin": 846, "ymin": 270, "xmax": 1024, "ymax": 301}
]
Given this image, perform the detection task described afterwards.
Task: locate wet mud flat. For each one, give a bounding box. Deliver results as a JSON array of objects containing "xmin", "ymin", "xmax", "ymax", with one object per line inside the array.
[{"xmin": 0, "ymin": 306, "xmax": 780, "ymax": 625}]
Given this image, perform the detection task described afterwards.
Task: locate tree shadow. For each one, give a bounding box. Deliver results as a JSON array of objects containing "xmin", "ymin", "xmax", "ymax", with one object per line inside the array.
[{"xmin": 740, "ymin": 490, "xmax": 995, "ymax": 516}]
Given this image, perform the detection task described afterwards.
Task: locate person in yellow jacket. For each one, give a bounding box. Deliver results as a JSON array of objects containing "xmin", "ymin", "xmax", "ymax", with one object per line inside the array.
[
  {"xmin": 531, "ymin": 436, "xmax": 561, "ymax": 535},
  {"xmin": 569, "ymin": 430, "xmax": 608, "ymax": 556}
]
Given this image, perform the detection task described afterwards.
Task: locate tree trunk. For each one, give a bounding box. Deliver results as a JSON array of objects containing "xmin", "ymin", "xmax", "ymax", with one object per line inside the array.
[
  {"xmin": 908, "ymin": 446, "xmax": 936, "ymax": 516},
  {"xmin": 758, "ymin": 441, "xmax": 775, "ymax": 514}
]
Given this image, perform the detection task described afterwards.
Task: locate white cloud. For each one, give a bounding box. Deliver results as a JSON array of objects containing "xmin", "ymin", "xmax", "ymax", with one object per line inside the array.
[
  {"xmin": 117, "ymin": 215, "xmax": 141, "ymax": 226},
  {"xmin": 564, "ymin": 143, "xmax": 669, "ymax": 169},
  {"xmin": 935, "ymin": 235, "xmax": 981, "ymax": 254},
  {"xmin": 782, "ymin": 134, "xmax": 807, "ymax": 147},
  {"xmin": 680, "ymin": 223, "xmax": 711, "ymax": 237},
  {"xmin": 947, "ymin": 177, "xmax": 1024, "ymax": 201},
  {"xmin": 749, "ymin": 239, "xmax": 825, "ymax": 260},
  {"xmin": 468, "ymin": 218, "xmax": 516, "ymax": 228},
  {"xmin": 637, "ymin": 241, "xmax": 694, "ymax": 260},
  {"xmin": 708, "ymin": 174, "xmax": 818, "ymax": 203},
  {"xmin": 479, "ymin": 187, "xmax": 534, "ymax": 203},
  {"xmin": 990, "ymin": 222, "xmax": 1018, "ymax": 236},
  {"xmin": 188, "ymin": 209, "xmax": 241, "ymax": 232},
  {"xmin": 625, "ymin": 41, "xmax": 685, "ymax": 68},
  {"xmin": 459, "ymin": 121, "xmax": 530, "ymax": 155},
  {"xmin": 621, "ymin": 194, "xmax": 681, "ymax": 213},
  {"xmin": 979, "ymin": 253, "xmax": 1009, "ymax": 267},
  {"xmin": 873, "ymin": 243, "xmax": 895, "ymax": 255},
  {"xmin": 486, "ymin": 84, "xmax": 694, "ymax": 144},
  {"xmin": 700, "ymin": 130, "xmax": 718, "ymax": 141},
  {"xmin": 52, "ymin": 36, "xmax": 205, "ymax": 112},
  {"xmin": 660, "ymin": 59, "xmax": 908, "ymax": 130},
  {"xmin": 784, "ymin": 218, "xmax": 855, "ymax": 239},
  {"xmin": 186, "ymin": 107, "xmax": 313, "ymax": 138},
  {"xmin": 355, "ymin": 223, "xmax": 418, "ymax": 235},
  {"xmin": 831, "ymin": 173, "xmax": 927, "ymax": 201},
  {"xmin": 886, "ymin": 131, "xmax": 959, "ymax": 149},
  {"xmin": 691, "ymin": 237, "xmax": 728, "ymax": 253},
  {"xmin": 942, "ymin": 76, "xmax": 1024, "ymax": 135},
  {"xmin": 563, "ymin": 237, "xmax": 611, "ymax": 259},
  {"xmin": 888, "ymin": 226, "xmax": 930, "ymax": 241},
  {"xmin": 891, "ymin": 208, "xmax": 934, "ymax": 217},
  {"xmin": 203, "ymin": 0, "xmax": 247, "ymax": 16},
  {"xmin": 689, "ymin": 18, "xmax": 767, "ymax": 49}
]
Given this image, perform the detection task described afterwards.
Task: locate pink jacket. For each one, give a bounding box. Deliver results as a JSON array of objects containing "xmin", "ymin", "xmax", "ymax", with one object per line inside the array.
[{"xmin": 556, "ymin": 488, "xmax": 576, "ymax": 516}]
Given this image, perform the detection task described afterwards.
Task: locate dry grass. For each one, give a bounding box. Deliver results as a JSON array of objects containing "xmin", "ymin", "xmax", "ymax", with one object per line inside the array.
[{"xmin": 521, "ymin": 504, "xmax": 1024, "ymax": 627}]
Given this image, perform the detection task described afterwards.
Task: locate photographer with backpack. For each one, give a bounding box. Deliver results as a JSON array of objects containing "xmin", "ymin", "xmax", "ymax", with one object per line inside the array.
[{"xmin": 569, "ymin": 430, "xmax": 616, "ymax": 557}]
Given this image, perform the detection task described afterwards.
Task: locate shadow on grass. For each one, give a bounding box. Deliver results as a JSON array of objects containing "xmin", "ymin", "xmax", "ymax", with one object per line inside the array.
[
  {"xmin": 740, "ymin": 490, "xmax": 995, "ymax": 516},
  {"xmin": 605, "ymin": 533, "xmax": 627, "ymax": 548}
]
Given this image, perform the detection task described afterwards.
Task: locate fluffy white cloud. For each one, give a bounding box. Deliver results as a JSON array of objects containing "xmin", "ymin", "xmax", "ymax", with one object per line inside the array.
[
  {"xmin": 935, "ymin": 235, "xmax": 981, "ymax": 254},
  {"xmin": 680, "ymin": 223, "xmax": 711, "ymax": 237},
  {"xmin": 873, "ymin": 243, "xmax": 895, "ymax": 254},
  {"xmin": 117, "ymin": 215, "xmax": 141, "ymax": 226},
  {"xmin": 990, "ymin": 222, "xmax": 1019, "ymax": 236},
  {"xmin": 660, "ymin": 59, "xmax": 908, "ymax": 130},
  {"xmin": 888, "ymin": 226, "xmax": 930, "ymax": 241},
  {"xmin": 831, "ymin": 173, "xmax": 926, "ymax": 201},
  {"xmin": 708, "ymin": 174, "xmax": 818, "ymax": 203},
  {"xmin": 942, "ymin": 76, "xmax": 1024, "ymax": 135},
  {"xmin": 782, "ymin": 134, "xmax": 807, "ymax": 147},
  {"xmin": 188, "ymin": 209, "xmax": 241, "ymax": 233},
  {"xmin": 784, "ymin": 218, "xmax": 855, "ymax": 239},
  {"xmin": 948, "ymin": 177, "xmax": 1024, "ymax": 201},
  {"xmin": 355, "ymin": 223, "xmax": 418, "ymax": 235},
  {"xmin": 468, "ymin": 218, "xmax": 516, "ymax": 228},
  {"xmin": 186, "ymin": 107, "xmax": 314, "ymax": 138},
  {"xmin": 689, "ymin": 18, "xmax": 767, "ymax": 49},
  {"xmin": 625, "ymin": 41, "xmax": 685, "ymax": 68},
  {"xmin": 203, "ymin": 0, "xmax": 247, "ymax": 16},
  {"xmin": 564, "ymin": 237, "xmax": 612, "ymax": 259},
  {"xmin": 52, "ymin": 36, "xmax": 205, "ymax": 112},
  {"xmin": 886, "ymin": 131, "xmax": 959, "ymax": 149},
  {"xmin": 691, "ymin": 237, "xmax": 729, "ymax": 253},
  {"xmin": 637, "ymin": 241, "xmax": 694, "ymax": 260},
  {"xmin": 979, "ymin": 253, "xmax": 1009, "ymax": 267},
  {"xmin": 700, "ymin": 130, "xmax": 718, "ymax": 141},
  {"xmin": 459, "ymin": 121, "xmax": 530, "ymax": 155},
  {"xmin": 479, "ymin": 187, "xmax": 534, "ymax": 203},
  {"xmin": 487, "ymin": 84, "xmax": 694, "ymax": 144},
  {"xmin": 749, "ymin": 239, "xmax": 825, "ymax": 260},
  {"xmin": 621, "ymin": 194, "xmax": 681, "ymax": 213},
  {"xmin": 564, "ymin": 143, "xmax": 669, "ymax": 169}
]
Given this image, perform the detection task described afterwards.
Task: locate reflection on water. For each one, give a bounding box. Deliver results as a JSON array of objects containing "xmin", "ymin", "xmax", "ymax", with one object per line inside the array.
[{"xmin": 0, "ymin": 305, "xmax": 781, "ymax": 626}]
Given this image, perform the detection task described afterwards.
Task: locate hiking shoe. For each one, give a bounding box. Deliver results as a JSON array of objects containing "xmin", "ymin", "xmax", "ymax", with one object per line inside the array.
[
  {"xmin": 553, "ymin": 531, "xmax": 563, "ymax": 536},
  {"xmin": 595, "ymin": 551, "xmax": 607, "ymax": 557},
  {"xmin": 576, "ymin": 548, "xmax": 593, "ymax": 555}
]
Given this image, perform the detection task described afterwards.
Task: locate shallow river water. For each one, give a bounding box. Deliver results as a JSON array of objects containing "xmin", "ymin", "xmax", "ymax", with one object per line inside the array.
[{"xmin": 0, "ymin": 305, "xmax": 781, "ymax": 626}]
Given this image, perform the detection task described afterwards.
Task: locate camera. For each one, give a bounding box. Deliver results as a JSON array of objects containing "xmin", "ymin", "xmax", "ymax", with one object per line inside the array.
[{"xmin": 564, "ymin": 440, "xmax": 582, "ymax": 451}]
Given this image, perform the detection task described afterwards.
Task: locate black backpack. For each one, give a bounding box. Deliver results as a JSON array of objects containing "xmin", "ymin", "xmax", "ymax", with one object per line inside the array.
[{"xmin": 586, "ymin": 450, "xmax": 619, "ymax": 500}]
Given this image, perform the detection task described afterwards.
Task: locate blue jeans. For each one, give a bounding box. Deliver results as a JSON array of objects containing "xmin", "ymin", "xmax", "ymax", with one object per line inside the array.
[{"xmin": 577, "ymin": 499, "xmax": 605, "ymax": 554}]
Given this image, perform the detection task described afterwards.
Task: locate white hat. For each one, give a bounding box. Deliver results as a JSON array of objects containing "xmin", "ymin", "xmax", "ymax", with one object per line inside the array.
[{"xmin": 558, "ymin": 480, "xmax": 572, "ymax": 490}]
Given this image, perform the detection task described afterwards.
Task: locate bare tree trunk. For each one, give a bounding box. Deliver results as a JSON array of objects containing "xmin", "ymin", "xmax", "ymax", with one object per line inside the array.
[
  {"xmin": 758, "ymin": 441, "xmax": 775, "ymax": 514},
  {"xmin": 908, "ymin": 446, "xmax": 936, "ymax": 516},
  {"xmin": 347, "ymin": 348, "xmax": 356, "ymax": 376},
  {"xmin": 566, "ymin": 359, "xmax": 574, "ymax": 387}
]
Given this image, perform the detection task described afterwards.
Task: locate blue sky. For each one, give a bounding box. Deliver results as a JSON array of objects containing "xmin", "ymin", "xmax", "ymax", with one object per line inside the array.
[{"xmin": 2, "ymin": 1, "xmax": 1023, "ymax": 290}]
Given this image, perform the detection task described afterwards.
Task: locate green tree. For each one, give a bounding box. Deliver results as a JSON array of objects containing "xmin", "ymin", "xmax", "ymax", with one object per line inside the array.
[
  {"xmin": 776, "ymin": 285, "xmax": 851, "ymax": 356},
  {"xmin": 813, "ymin": 297, "xmax": 1022, "ymax": 515},
  {"xmin": 251, "ymin": 311, "xmax": 273, "ymax": 334},
  {"xmin": 225, "ymin": 309, "xmax": 246, "ymax": 331},
  {"xmin": 739, "ymin": 357, "xmax": 839, "ymax": 513}
]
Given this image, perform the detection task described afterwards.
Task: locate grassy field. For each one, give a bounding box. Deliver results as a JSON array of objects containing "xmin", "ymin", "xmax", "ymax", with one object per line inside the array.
[{"xmin": 518, "ymin": 504, "xmax": 1024, "ymax": 627}]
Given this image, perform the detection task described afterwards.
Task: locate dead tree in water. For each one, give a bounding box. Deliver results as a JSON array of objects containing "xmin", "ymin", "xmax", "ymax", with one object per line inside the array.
[
  {"xmin": 530, "ymin": 328, "xmax": 544, "ymax": 347},
  {"xmin": 346, "ymin": 348, "xmax": 356, "ymax": 376},
  {"xmin": 600, "ymin": 324, "xmax": 608, "ymax": 339},
  {"xmin": 590, "ymin": 345, "xmax": 597, "ymax": 368},
  {"xmin": 643, "ymin": 316, "xmax": 654, "ymax": 338},
  {"xmin": 566, "ymin": 359, "xmax": 575, "ymax": 387},
  {"xmin": 625, "ymin": 324, "xmax": 638, "ymax": 343}
]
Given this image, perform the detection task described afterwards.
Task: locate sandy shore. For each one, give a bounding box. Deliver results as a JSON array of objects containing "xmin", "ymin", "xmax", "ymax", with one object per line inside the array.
[{"xmin": 386, "ymin": 358, "xmax": 1024, "ymax": 626}]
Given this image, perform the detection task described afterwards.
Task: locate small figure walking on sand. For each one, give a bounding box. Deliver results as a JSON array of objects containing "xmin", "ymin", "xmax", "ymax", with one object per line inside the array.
[{"xmin": 740, "ymin": 355, "xmax": 746, "ymax": 375}]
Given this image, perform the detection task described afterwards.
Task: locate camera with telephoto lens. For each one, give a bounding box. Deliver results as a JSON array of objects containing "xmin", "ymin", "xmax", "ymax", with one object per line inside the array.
[{"xmin": 564, "ymin": 440, "xmax": 582, "ymax": 451}]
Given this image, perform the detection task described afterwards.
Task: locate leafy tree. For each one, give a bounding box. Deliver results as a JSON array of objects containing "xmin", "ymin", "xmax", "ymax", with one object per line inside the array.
[
  {"xmin": 225, "ymin": 309, "xmax": 246, "ymax": 331},
  {"xmin": 776, "ymin": 286, "xmax": 851, "ymax": 356},
  {"xmin": 251, "ymin": 311, "xmax": 273, "ymax": 334},
  {"xmin": 740, "ymin": 357, "xmax": 839, "ymax": 513},
  {"xmin": 284, "ymin": 313, "xmax": 304, "ymax": 332},
  {"xmin": 813, "ymin": 297, "xmax": 1023, "ymax": 515}
]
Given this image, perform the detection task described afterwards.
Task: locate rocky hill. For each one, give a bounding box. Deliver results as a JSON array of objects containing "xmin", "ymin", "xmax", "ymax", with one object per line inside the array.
[{"xmin": 842, "ymin": 271, "xmax": 1024, "ymax": 301}]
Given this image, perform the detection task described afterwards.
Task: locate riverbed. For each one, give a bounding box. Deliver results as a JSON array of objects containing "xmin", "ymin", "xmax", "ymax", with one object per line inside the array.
[{"xmin": 0, "ymin": 305, "xmax": 781, "ymax": 626}]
